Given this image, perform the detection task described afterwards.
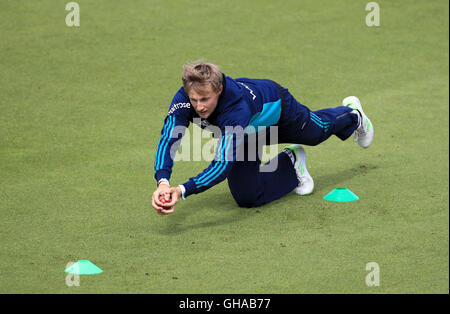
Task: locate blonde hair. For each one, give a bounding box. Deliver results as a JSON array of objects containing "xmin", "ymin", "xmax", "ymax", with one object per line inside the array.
[{"xmin": 182, "ymin": 60, "xmax": 223, "ymax": 93}]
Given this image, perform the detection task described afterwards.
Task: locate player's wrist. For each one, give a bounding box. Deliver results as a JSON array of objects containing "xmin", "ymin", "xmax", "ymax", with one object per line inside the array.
[
  {"xmin": 177, "ymin": 184, "xmax": 186, "ymax": 200},
  {"xmin": 157, "ymin": 178, "xmax": 170, "ymax": 187}
]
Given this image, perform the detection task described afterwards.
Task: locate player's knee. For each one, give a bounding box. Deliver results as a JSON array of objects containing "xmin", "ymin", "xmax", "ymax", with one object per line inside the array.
[
  {"xmin": 234, "ymin": 194, "xmax": 261, "ymax": 208},
  {"xmin": 236, "ymin": 200, "xmax": 257, "ymax": 208},
  {"xmin": 232, "ymin": 191, "xmax": 261, "ymax": 208}
]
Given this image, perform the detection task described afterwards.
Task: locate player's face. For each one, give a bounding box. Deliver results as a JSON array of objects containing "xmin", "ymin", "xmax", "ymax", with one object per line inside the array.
[{"xmin": 188, "ymin": 84, "xmax": 223, "ymax": 119}]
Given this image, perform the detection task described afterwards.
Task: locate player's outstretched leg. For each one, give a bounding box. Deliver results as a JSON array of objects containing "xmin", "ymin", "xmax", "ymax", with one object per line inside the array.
[
  {"xmin": 342, "ymin": 96, "xmax": 374, "ymax": 148},
  {"xmin": 283, "ymin": 144, "xmax": 314, "ymax": 195}
]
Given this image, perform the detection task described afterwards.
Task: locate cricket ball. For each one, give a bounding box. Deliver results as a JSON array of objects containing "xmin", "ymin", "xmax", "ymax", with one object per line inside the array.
[{"xmin": 159, "ymin": 195, "xmax": 171, "ymax": 208}]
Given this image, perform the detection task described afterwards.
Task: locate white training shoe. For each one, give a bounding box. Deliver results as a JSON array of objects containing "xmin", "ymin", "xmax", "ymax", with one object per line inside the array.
[
  {"xmin": 283, "ymin": 144, "xmax": 314, "ymax": 195},
  {"xmin": 342, "ymin": 96, "xmax": 374, "ymax": 148}
]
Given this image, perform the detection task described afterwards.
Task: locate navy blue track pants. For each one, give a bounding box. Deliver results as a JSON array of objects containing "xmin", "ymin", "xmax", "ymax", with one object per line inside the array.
[{"xmin": 227, "ymin": 86, "xmax": 359, "ymax": 208}]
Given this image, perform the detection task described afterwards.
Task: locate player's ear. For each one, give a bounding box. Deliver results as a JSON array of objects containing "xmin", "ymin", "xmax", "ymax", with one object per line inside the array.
[{"xmin": 217, "ymin": 84, "xmax": 223, "ymax": 95}]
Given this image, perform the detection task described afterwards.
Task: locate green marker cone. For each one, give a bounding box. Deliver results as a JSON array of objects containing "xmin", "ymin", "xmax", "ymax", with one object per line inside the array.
[
  {"xmin": 323, "ymin": 187, "xmax": 359, "ymax": 202},
  {"xmin": 65, "ymin": 260, "xmax": 103, "ymax": 275}
]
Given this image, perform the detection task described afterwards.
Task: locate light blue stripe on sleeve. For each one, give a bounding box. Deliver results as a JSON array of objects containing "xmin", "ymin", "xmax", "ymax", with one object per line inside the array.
[
  {"xmin": 196, "ymin": 135, "xmax": 233, "ymax": 187},
  {"xmin": 156, "ymin": 115, "xmax": 175, "ymax": 170},
  {"xmin": 155, "ymin": 117, "xmax": 171, "ymax": 170},
  {"xmin": 195, "ymin": 134, "xmax": 230, "ymax": 185},
  {"xmin": 156, "ymin": 115, "xmax": 173, "ymax": 170},
  {"xmin": 194, "ymin": 134, "xmax": 228, "ymax": 185}
]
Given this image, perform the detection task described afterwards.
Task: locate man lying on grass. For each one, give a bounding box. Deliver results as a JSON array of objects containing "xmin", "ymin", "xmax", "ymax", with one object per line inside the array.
[{"xmin": 152, "ymin": 60, "xmax": 373, "ymax": 214}]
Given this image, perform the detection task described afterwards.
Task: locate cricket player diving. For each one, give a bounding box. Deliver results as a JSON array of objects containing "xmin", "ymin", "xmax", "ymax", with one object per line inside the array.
[{"xmin": 151, "ymin": 60, "xmax": 373, "ymax": 214}]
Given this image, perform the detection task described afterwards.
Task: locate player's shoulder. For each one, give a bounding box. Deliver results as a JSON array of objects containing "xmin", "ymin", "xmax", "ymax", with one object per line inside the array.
[
  {"xmin": 172, "ymin": 86, "xmax": 190, "ymax": 103},
  {"xmin": 237, "ymin": 77, "xmax": 280, "ymax": 88},
  {"xmin": 235, "ymin": 77, "xmax": 273, "ymax": 86}
]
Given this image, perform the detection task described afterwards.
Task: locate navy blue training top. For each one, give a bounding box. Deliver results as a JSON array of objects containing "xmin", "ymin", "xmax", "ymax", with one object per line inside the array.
[{"xmin": 154, "ymin": 74, "xmax": 286, "ymax": 198}]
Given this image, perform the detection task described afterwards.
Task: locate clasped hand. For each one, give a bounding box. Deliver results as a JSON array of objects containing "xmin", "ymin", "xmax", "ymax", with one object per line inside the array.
[{"xmin": 152, "ymin": 183, "xmax": 182, "ymax": 215}]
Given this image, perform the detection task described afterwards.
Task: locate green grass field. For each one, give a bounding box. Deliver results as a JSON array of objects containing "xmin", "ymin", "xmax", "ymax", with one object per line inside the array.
[{"xmin": 0, "ymin": 0, "xmax": 448, "ymax": 293}]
